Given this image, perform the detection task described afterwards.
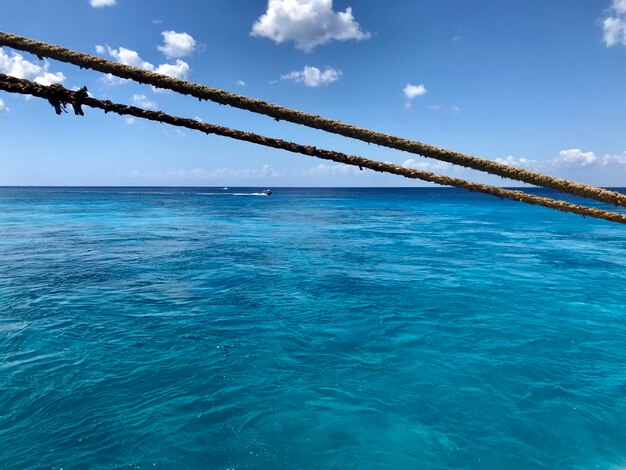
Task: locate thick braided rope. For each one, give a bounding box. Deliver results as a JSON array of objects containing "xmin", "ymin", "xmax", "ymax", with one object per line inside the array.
[
  {"xmin": 2, "ymin": 74, "xmax": 624, "ymax": 225},
  {"xmin": 0, "ymin": 31, "xmax": 624, "ymax": 208}
]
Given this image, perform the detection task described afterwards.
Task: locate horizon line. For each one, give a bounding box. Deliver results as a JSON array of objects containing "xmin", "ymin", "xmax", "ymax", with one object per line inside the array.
[{"xmin": 2, "ymin": 185, "xmax": 625, "ymax": 190}]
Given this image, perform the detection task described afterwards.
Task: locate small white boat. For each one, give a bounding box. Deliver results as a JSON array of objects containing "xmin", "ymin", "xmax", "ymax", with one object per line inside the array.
[{"xmin": 261, "ymin": 189, "xmax": 272, "ymax": 196}]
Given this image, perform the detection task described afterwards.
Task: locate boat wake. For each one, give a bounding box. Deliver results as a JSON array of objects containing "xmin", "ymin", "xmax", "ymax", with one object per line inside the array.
[{"xmin": 194, "ymin": 190, "xmax": 272, "ymax": 197}]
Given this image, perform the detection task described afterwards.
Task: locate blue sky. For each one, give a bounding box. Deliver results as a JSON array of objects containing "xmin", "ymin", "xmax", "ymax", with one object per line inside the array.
[{"xmin": 1, "ymin": 0, "xmax": 625, "ymax": 187}]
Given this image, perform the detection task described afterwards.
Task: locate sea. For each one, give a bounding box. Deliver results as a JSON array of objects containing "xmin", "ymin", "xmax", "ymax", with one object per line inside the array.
[{"xmin": 1, "ymin": 186, "xmax": 625, "ymax": 469}]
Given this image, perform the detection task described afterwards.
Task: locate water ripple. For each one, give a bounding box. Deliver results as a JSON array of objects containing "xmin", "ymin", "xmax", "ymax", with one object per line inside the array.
[{"xmin": 1, "ymin": 187, "xmax": 625, "ymax": 468}]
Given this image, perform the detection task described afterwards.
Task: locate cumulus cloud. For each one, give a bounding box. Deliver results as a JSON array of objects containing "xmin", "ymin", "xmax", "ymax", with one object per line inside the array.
[
  {"xmin": 154, "ymin": 60, "xmax": 190, "ymax": 79},
  {"xmin": 125, "ymin": 117, "xmax": 136, "ymax": 125},
  {"xmin": 235, "ymin": 80, "xmax": 246, "ymax": 86},
  {"xmin": 0, "ymin": 48, "xmax": 66, "ymax": 85},
  {"xmin": 403, "ymin": 83, "xmax": 426, "ymax": 99},
  {"xmin": 96, "ymin": 44, "xmax": 190, "ymax": 81},
  {"xmin": 603, "ymin": 17, "xmax": 626, "ymax": 46},
  {"xmin": 34, "ymin": 72, "xmax": 66, "ymax": 86},
  {"xmin": 132, "ymin": 94, "xmax": 157, "ymax": 110},
  {"xmin": 90, "ymin": 0, "xmax": 116, "ymax": 7},
  {"xmin": 304, "ymin": 163, "xmax": 364, "ymax": 176},
  {"xmin": 281, "ymin": 65, "xmax": 341, "ymax": 86},
  {"xmin": 403, "ymin": 83, "xmax": 426, "ymax": 108},
  {"xmin": 494, "ymin": 155, "xmax": 539, "ymax": 169},
  {"xmin": 251, "ymin": 0, "xmax": 370, "ymax": 52},
  {"xmin": 555, "ymin": 148, "xmax": 597, "ymax": 167},
  {"xmin": 403, "ymin": 158, "xmax": 454, "ymax": 172},
  {"xmin": 399, "ymin": 148, "xmax": 626, "ymax": 187},
  {"xmin": 106, "ymin": 46, "xmax": 154, "ymax": 70},
  {"xmin": 615, "ymin": 0, "xmax": 626, "ymax": 13},
  {"xmin": 399, "ymin": 147, "xmax": 626, "ymax": 183},
  {"xmin": 496, "ymin": 148, "xmax": 626, "ymax": 175},
  {"xmin": 603, "ymin": 0, "xmax": 626, "ymax": 46},
  {"xmin": 602, "ymin": 152, "xmax": 626, "ymax": 165},
  {"xmin": 0, "ymin": 98, "xmax": 8, "ymax": 112},
  {"xmin": 157, "ymin": 31, "xmax": 196, "ymax": 58},
  {"xmin": 0, "ymin": 49, "xmax": 41, "ymax": 79}
]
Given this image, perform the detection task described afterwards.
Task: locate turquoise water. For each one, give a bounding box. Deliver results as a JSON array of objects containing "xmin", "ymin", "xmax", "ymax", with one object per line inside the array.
[{"xmin": 1, "ymin": 187, "xmax": 626, "ymax": 469}]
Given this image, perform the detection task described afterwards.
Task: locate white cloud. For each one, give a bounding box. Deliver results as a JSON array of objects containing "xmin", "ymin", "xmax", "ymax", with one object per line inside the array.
[
  {"xmin": 236, "ymin": 80, "xmax": 246, "ymax": 86},
  {"xmin": 299, "ymin": 163, "xmax": 368, "ymax": 177},
  {"xmin": 403, "ymin": 83, "xmax": 426, "ymax": 109},
  {"xmin": 154, "ymin": 60, "xmax": 190, "ymax": 79},
  {"xmin": 555, "ymin": 148, "xmax": 597, "ymax": 167},
  {"xmin": 132, "ymin": 94, "xmax": 157, "ymax": 110},
  {"xmin": 603, "ymin": 17, "xmax": 626, "ymax": 46},
  {"xmin": 403, "ymin": 158, "xmax": 453, "ymax": 172},
  {"xmin": 106, "ymin": 46, "xmax": 154, "ymax": 70},
  {"xmin": 403, "ymin": 83, "xmax": 427, "ymax": 100},
  {"xmin": 400, "ymin": 148, "xmax": 626, "ymax": 180},
  {"xmin": 0, "ymin": 48, "xmax": 66, "ymax": 85},
  {"xmin": 603, "ymin": 0, "xmax": 626, "ymax": 46},
  {"xmin": 495, "ymin": 155, "xmax": 540, "ymax": 169},
  {"xmin": 90, "ymin": 0, "xmax": 116, "ymax": 7},
  {"xmin": 496, "ymin": 149, "xmax": 626, "ymax": 172},
  {"xmin": 400, "ymin": 148, "xmax": 626, "ymax": 187},
  {"xmin": 101, "ymin": 73, "xmax": 128, "ymax": 85},
  {"xmin": 0, "ymin": 98, "xmax": 8, "ymax": 112},
  {"xmin": 125, "ymin": 117, "xmax": 136, "ymax": 125},
  {"xmin": 0, "ymin": 49, "xmax": 41, "ymax": 79},
  {"xmin": 97, "ymin": 44, "xmax": 190, "ymax": 83},
  {"xmin": 281, "ymin": 65, "xmax": 341, "ymax": 86},
  {"xmin": 251, "ymin": 0, "xmax": 370, "ymax": 52},
  {"xmin": 34, "ymin": 72, "xmax": 65, "ymax": 86},
  {"xmin": 615, "ymin": 0, "xmax": 626, "ymax": 13},
  {"xmin": 602, "ymin": 152, "xmax": 626, "ymax": 165},
  {"xmin": 95, "ymin": 46, "xmax": 129, "ymax": 84},
  {"xmin": 157, "ymin": 31, "xmax": 196, "ymax": 58},
  {"xmin": 613, "ymin": 0, "xmax": 626, "ymax": 15}
]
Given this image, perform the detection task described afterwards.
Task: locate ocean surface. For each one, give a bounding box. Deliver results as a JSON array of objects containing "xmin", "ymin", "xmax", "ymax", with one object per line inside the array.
[{"xmin": 1, "ymin": 186, "xmax": 626, "ymax": 469}]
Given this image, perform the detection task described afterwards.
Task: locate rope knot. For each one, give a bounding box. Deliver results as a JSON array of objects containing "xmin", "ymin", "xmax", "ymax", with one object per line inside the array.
[
  {"xmin": 46, "ymin": 84, "xmax": 67, "ymax": 115},
  {"xmin": 71, "ymin": 86, "xmax": 89, "ymax": 116}
]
